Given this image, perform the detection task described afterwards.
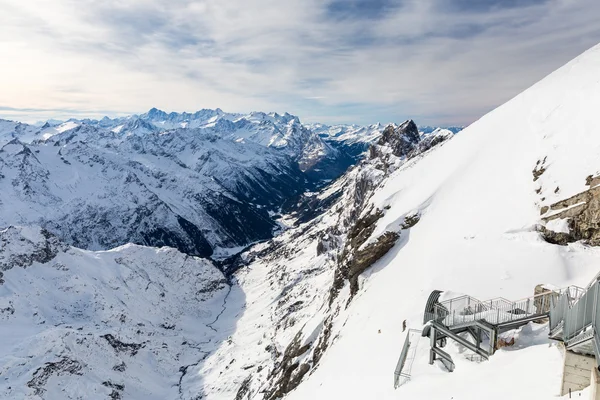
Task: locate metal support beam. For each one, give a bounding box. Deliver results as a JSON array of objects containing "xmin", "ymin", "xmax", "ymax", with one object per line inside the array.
[{"xmin": 429, "ymin": 326, "xmax": 436, "ymax": 365}]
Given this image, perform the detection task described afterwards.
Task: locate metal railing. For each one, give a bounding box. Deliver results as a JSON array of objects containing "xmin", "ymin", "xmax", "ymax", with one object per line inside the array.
[
  {"xmin": 548, "ymin": 279, "xmax": 598, "ymax": 344},
  {"xmin": 432, "ymin": 287, "xmax": 582, "ymax": 329},
  {"xmin": 394, "ymin": 329, "xmax": 422, "ymax": 388}
]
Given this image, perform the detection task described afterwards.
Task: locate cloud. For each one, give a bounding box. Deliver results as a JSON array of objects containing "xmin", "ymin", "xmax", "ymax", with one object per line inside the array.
[{"xmin": 0, "ymin": 0, "xmax": 599, "ymax": 125}]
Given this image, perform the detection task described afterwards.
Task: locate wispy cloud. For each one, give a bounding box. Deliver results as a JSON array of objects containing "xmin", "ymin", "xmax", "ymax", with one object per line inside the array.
[{"xmin": 0, "ymin": 0, "xmax": 599, "ymax": 125}]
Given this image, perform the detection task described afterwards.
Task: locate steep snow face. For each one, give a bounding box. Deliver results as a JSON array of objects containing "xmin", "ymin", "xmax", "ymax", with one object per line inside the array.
[
  {"xmin": 0, "ymin": 226, "xmax": 231, "ymax": 400},
  {"xmin": 278, "ymin": 43, "xmax": 600, "ymax": 400}
]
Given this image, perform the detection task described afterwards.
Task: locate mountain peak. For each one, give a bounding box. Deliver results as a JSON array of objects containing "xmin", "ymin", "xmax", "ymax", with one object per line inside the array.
[{"xmin": 376, "ymin": 120, "xmax": 420, "ymax": 157}]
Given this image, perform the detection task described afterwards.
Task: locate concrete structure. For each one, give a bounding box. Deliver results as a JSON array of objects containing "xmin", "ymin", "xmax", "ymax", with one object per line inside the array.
[{"xmin": 561, "ymin": 349, "xmax": 595, "ymax": 396}]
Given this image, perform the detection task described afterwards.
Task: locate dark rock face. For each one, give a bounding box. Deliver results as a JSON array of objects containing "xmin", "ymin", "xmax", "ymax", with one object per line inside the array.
[
  {"xmin": 102, "ymin": 381, "xmax": 125, "ymax": 400},
  {"xmin": 533, "ymin": 157, "xmax": 547, "ymax": 182},
  {"xmin": 377, "ymin": 120, "xmax": 420, "ymax": 158},
  {"xmin": 329, "ymin": 208, "xmax": 402, "ymax": 302},
  {"xmin": 347, "ymin": 231, "xmax": 400, "ymax": 295}
]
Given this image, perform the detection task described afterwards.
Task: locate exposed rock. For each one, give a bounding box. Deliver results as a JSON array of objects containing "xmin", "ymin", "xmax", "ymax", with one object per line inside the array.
[
  {"xmin": 0, "ymin": 226, "xmax": 68, "ymax": 271},
  {"xmin": 541, "ymin": 177, "xmax": 600, "ymax": 245},
  {"xmin": 347, "ymin": 209, "xmax": 384, "ymax": 249},
  {"xmin": 101, "ymin": 334, "xmax": 144, "ymax": 356},
  {"xmin": 401, "ymin": 213, "xmax": 421, "ymax": 229},
  {"xmin": 330, "ymin": 209, "xmax": 384, "ymax": 304},
  {"xmin": 586, "ymin": 175, "xmax": 600, "ymax": 188},
  {"xmin": 235, "ymin": 375, "xmax": 252, "ymax": 400},
  {"xmin": 539, "ymin": 225, "xmax": 575, "ymax": 246},
  {"xmin": 112, "ymin": 362, "xmax": 127, "ymax": 372},
  {"xmin": 264, "ymin": 332, "xmax": 312, "ymax": 400},
  {"xmin": 102, "ymin": 381, "xmax": 125, "ymax": 400},
  {"xmin": 27, "ymin": 357, "xmax": 84, "ymax": 396},
  {"xmin": 312, "ymin": 317, "xmax": 333, "ymax": 365},
  {"xmin": 377, "ymin": 120, "xmax": 420, "ymax": 158},
  {"xmin": 532, "ymin": 157, "xmax": 547, "ymax": 182},
  {"xmin": 347, "ymin": 231, "xmax": 400, "ymax": 296},
  {"xmin": 533, "ymin": 166, "xmax": 546, "ymax": 181}
]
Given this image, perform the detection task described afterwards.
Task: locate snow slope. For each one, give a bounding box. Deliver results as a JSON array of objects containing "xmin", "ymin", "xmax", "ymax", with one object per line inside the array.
[
  {"xmin": 0, "ymin": 226, "xmax": 233, "ymax": 399},
  {"xmin": 195, "ymin": 120, "xmax": 457, "ymax": 399},
  {"xmin": 281, "ymin": 42, "xmax": 600, "ymax": 400}
]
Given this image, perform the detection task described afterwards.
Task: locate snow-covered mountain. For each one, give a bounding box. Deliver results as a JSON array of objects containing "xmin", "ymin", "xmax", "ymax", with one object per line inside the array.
[
  {"xmin": 3, "ymin": 40, "xmax": 599, "ymax": 400},
  {"xmin": 0, "ymin": 108, "xmax": 458, "ymax": 260},
  {"xmin": 0, "ymin": 110, "xmax": 350, "ymax": 259},
  {"xmin": 82, "ymin": 108, "xmax": 347, "ymax": 180},
  {"xmin": 0, "ymin": 226, "xmax": 231, "ymax": 400},
  {"xmin": 221, "ymin": 42, "xmax": 600, "ymax": 400},
  {"xmin": 0, "ymin": 114, "xmax": 452, "ymax": 399},
  {"xmin": 0, "ymin": 125, "xmax": 308, "ymax": 259}
]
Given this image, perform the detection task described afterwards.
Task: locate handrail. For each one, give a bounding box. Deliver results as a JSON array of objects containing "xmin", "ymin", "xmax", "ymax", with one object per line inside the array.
[
  {"xmin": 431, "ymin": 286, "xmax": 582, "ymax": 329},
  {"xmin": 547, "ymin": 281, "xmax": 598, "ymax": 346},
  {"xmin": 394, "ymin": 329, "xmax": 422, "ymax": 389}
]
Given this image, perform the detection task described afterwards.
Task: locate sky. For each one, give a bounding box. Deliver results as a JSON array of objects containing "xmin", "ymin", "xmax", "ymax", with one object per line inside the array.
[{"xmin": 0, "ymin": 0, "xmax": 599, "ymax": 126}]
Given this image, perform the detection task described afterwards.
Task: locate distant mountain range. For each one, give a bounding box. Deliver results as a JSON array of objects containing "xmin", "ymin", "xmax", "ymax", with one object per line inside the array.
[{"xmin": 0, "ymin": 109, "xmax": 460, "ymax": 259}]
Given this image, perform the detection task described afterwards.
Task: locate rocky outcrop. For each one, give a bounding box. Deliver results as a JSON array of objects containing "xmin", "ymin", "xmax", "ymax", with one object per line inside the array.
[
  {"xmin": 540, "ymin": 175, "xmax": 600, "ymax": 245},
  {"xmin": 370, "ymin": 121, "xmax": 451, "ymax": 174},
  {"xmin": 533, "ymin": 157, "xmax": 547, "ymax": 182},
  {"xmin": 346, "ymin": 231, "xmax": 400, "ymax": 296},
  {"xmin": 377, "ymin": 120, "xmax": 420, "ymax": 158},
  {"xmin": 264, "ymin": 332, "xmax": 312, "ymax": 400},
  {"xmin": 27, "ymin": 358, "xmax": 84, "ymax": 396}
]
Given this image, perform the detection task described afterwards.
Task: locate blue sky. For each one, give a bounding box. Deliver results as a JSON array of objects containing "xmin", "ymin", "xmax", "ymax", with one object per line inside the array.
[{"xmin": 0, "ymin": 0, "xmax": 599, "ymax": 126}]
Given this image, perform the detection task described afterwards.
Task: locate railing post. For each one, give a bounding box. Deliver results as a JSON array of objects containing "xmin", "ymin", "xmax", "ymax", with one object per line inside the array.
[
  {"xmin": 583, "ymin": 290, "xmax": 589, "ymax": 334},
  {"xmin": 593, "ymin": 280, "xmax": 599, "ymax": 328},
  {"xmin": 565, "ymin": 292, "xmax": 570, "ymax": 340}
]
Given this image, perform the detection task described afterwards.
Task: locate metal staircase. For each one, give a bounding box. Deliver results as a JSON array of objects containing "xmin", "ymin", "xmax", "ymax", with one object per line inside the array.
[
  {"xmin": 393, "ymin": 275, "xmax": 600, "ymax": 388},
  {"xmin": 422, "ymin": 288, "xmax": 577, "ymax": 369},
  {"xmin": 548, "ymin": 276, "xmax": 600, "ymax": 360}
]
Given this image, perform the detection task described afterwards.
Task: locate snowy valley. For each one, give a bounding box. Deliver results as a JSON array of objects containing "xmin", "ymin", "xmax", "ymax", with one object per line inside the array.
[{"xmin": 2, "ymin": 41, "xmax": 600, "ymax": 400}]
